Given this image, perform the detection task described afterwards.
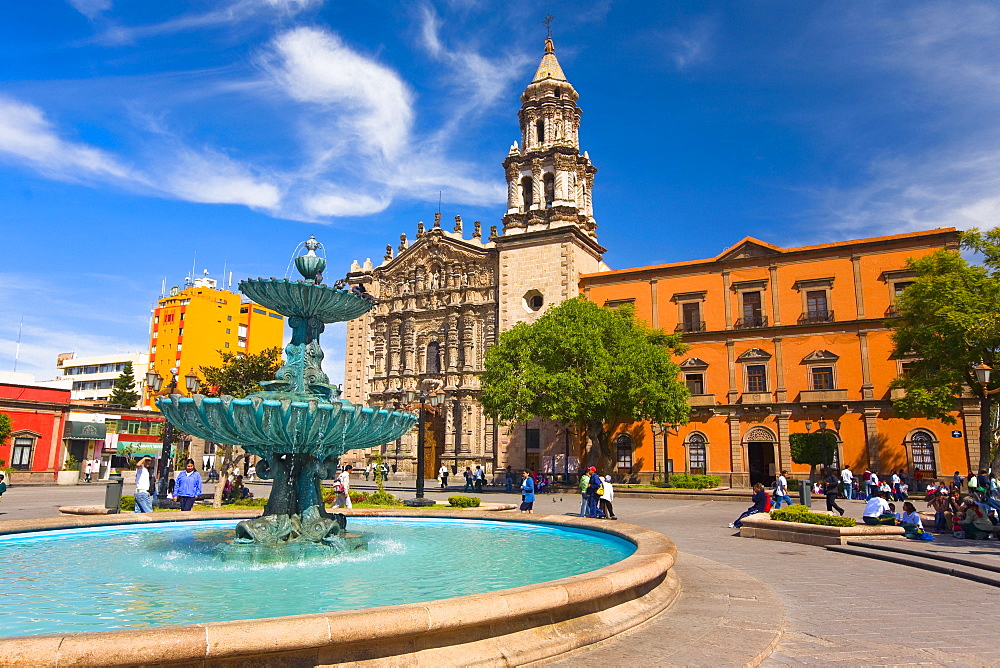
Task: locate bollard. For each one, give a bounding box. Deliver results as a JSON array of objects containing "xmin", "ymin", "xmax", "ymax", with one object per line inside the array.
[
  {"xmin": 105, "ymin": 475, "xmax": 124, "ymax": 514},
  {"xmin": 798, "ymin": 479, "xmax": 811, "ymax": 508}
]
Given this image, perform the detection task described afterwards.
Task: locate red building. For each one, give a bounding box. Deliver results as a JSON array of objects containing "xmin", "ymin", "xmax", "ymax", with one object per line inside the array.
[{"xmin": 0, "ymin": 380, "xmax": 72, "ymax": 482}]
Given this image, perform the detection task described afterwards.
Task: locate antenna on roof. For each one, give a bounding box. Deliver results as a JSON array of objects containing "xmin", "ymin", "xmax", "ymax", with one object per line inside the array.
[
  {"xmin": 188, "ymin": 253, "xmax": 197, "ymax": 287},
  {"xmin": 437, "ymin": 191, "xmax": 442, "ymax": 216}
]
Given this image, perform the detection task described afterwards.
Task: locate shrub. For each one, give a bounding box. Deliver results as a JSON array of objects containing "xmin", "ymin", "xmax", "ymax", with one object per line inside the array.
[
  {"xmin": 448, "ymin": 496, "xmax": 481, "ymax": 508},
  {"xmin": 237, "ymin": 497, "xmax": 268, "ymax": 507},
  {"xmin": 349, "ymin": 490, "xmax": 369, "ymax": 503},
  {"xmin": 667, "ymin": 474, "xmax": 721, "ymax": 489},
  {"xmin": 366, "ymin": 491, "xmax": 402, "ymax": 506},
  {"xmin": 120, "ymin": 495, "xmax": 135, "ymax": 510},
  {"xmin": 770, "ymin": 507, "xmax": 856, "ymax": 528}
]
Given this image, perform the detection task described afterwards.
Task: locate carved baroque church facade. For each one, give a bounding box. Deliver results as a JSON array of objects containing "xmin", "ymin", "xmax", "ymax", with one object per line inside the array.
[{"xmin": 344, "ymin": 37, "xmax": 606, "ymax": 476}]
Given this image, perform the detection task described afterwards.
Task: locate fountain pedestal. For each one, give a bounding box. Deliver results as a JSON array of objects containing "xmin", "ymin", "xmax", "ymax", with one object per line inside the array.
[{"xmin": 158, "ymin": 237, "xmax": 417, "ymax": 555}]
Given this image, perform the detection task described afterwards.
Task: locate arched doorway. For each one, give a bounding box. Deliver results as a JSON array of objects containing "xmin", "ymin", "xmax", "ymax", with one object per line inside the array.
[
  {"xmin": 420, "ymin": 406, "xmax": 445, "ymax": 480},
  {"xmin": 744, "ymin": 426, "xmax": 776, "ymax": 486}
]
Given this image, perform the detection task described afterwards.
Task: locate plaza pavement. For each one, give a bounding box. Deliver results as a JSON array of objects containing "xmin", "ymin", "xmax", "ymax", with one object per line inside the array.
[{"xmin": 4, "ymin": 484, "xmax": 999, "ymax": 665}]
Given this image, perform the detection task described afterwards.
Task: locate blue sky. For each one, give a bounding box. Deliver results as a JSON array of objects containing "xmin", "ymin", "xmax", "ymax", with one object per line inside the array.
[{"xmin": 2, "ymin": 0, "xmax": 999, "ymax": 383}]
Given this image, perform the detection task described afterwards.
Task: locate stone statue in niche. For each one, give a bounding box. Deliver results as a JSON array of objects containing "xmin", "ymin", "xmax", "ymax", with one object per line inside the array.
[{"xmin": 430, "ymin": 269, "xmax": 440, "ymax": 290}]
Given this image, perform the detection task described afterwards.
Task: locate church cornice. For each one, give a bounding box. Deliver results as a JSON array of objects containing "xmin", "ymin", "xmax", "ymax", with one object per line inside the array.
[{"xmin": 493, "ymin": 224, "xmax": 606, "ymax": 258}]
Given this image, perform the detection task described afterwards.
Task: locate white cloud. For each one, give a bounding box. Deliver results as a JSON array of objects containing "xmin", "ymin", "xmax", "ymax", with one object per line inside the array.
[
  {"xmin": 91, "ymin": 0, "xmax": 323, "ymax": 45},
  {"xmin": 0, "ymin": 96, "xmax": 135, "ymax": 183},
  {"xmin": 264, "ymin": 27, "xmax": 413, "ymax": 161},
  {"xmin": 797, "ymin": 2, "xmax": 1000, "ymax": 237},
  {"xmin": 161, "ymin": 146, "xmax": 282, "ymax": 209},
  {"xmin": 657, "ymin": 19, "xmax": 716, "ymax": 71},
  {"xmin": 67, "ymin": 0, "xmax": 112, "ymax": 20},
  {"xmin": 304, "ymin": 190, "xmax": 391, "ymax": 217}
]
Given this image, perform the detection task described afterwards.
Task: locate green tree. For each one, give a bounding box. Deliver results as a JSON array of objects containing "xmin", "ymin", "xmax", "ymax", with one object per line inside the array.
[
  {"xmin": 789, "ymin": 431, "xmax": 838, "ymax": 481},
  {"xmin": 481, "ymin": 297, "xmax": 691, "ymax": 467},
  {"xmin": 107, "ymin": 361, "xmax": 141, "ymax": 409},
  {"xmin": 199, "ymin": 347, "xmax": 284, "ymax": 507},
  {"xmin": 889, "ymin": 228, "xmax": 1000, "ymax": 470},
  {"xmin": 198, "ymin": 347, "xmax": 283, "ymax": 399},
  {"xmin": 0, "ymin": 413, "xmax": 12, "ymax": 475}
]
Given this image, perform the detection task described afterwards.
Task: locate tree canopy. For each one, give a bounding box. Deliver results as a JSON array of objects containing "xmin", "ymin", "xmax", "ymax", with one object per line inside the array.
[
  {"xmin": 481, "ymin": 297, "xmax": 691, "ymax": 466},
  {"xmin": 107, "ymin": 361, "xmax": 141, "ymax": 409},
  {"xmin": 198, "ymin": 347, "xmax": 283, "ymax": 398},
  {"xmin": 789, "ymin": 431, "xmax": 838, "ymax": 479},
  {"xmin": 889, "ymin": 228, "xmax": 1000, "ymax": 469}
]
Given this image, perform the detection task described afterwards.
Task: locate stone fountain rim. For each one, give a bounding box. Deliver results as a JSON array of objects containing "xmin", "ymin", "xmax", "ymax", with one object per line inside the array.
[{"xmin": 0, "ymin": 510, "xmax": 678, "ymax": 667}]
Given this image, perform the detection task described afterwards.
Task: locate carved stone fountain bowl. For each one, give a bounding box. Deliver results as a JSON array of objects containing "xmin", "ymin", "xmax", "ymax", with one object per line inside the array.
[{"xmin": 238, "ymin": 278, "xmax": 371, "ymax": 322}]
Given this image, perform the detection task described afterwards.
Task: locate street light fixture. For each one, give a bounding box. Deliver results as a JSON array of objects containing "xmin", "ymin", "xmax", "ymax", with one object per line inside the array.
[{"xmin": 402, "ymin": 381, "xmax": 443, "ymax": 506}]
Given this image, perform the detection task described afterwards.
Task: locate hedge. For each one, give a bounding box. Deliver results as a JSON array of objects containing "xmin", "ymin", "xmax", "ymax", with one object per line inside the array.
[
  {"xmin": 770, "ymin": 505, "xmax": 856, "ymax": 528},
  {"xmin": 667, "ymin": 474, "xmax": 721, "ymax": 489},
  {"xmin": 448, "ymin": 496, "xmax": 481, "ymax": 508}
]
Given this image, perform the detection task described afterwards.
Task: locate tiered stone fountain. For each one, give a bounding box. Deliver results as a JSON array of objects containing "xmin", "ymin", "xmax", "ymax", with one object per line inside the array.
[{"xmin": 157, "ymin": 237, "xmax": 417, "ymax": 560}]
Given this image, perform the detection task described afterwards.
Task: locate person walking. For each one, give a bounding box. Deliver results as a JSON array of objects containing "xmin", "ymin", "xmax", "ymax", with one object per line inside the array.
[
  {"xmin": 83, "ymin": 459, "xmax": 93, "ymax": 483},
  {"xmin": 772, "ymin": 471, "xmax": 793, "ymax": 509},
  {"xmin": 599, "ymin": 475, "xmax": 617, "ymax": 520},
  {"xmin": 172, "ymin": 459, "xmax": 203, "ymax": 511},
  {"xmin": 840, "ymin": 466, "xmax": 854, "ymax": 500},
  {"xmin": 462, "ymin": 467, "xmax": 474, "ymax": 492},
  {"xmin": 519, "ymin": 470, "xmax": 535, "ymax": 513},
  {"xmin": 579, "ymin": 469, "xmax": 590, "ymax": 516},
  {"xmin": 333, "ymin": 465, "xmax": 353, "ymax": 509},
  {"xmin": 473, "ymin": 465, "xmax": 485, "ymax": 492},
  {"xmin": 438, "ymin": 464, "xmax": 449, "ymax": 488},
  {"xmin": 504, "ymin": 466, "xmax": 514, "ymax": 494},
  {"xmin": 134, "ymin": 456, "xmax": 154, "ymax": 513},
  {"xmin": 0, "ymin": 472, "xmax": 6, "ymax": 506},
  {"xmin": 585, "ymin": 467, "xmax": 603, "ymax": 518},
  {"xmin": 891, "ymin": 470, "xmax": 902, "ymax": 501},
  {"xmin": 823, "ymin": 468, "xmax": 845, "ymax": 516}
]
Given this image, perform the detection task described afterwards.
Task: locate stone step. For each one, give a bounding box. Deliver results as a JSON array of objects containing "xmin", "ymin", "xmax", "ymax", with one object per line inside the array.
[
  {"xmin": 825, "ymin": 543, "xmax": 1000, "ymax": 588},
  {"xmin": 845, "ymin": 539, "xmax": 1000, "ymax": 575}
]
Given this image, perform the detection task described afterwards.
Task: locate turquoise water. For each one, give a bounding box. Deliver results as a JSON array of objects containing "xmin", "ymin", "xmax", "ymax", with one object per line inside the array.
[{"xmin": 0, "ymin": 518, "xmax": 634, "ymax": 638}]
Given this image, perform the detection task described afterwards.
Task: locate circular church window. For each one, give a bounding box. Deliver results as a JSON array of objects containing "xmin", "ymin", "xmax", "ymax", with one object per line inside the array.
[{"xmin": 523, "ymin": 290, "xmax": 544, "ymax": 312}]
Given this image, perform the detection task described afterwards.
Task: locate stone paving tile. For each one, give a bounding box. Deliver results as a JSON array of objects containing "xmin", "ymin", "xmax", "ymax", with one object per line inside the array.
[{"xmin": 534, "ymin": 496, "xmax": 1000, "ymax": 666}]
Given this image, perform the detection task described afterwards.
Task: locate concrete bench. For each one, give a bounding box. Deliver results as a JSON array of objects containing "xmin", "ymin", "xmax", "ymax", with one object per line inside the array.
[{"xmin": 739, "ymin": 513, "xmax": 905, "ymax": 546}]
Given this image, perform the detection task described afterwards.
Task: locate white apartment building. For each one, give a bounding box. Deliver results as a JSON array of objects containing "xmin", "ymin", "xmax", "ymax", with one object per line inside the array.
[{"xmin": 56, "ymin": 352, "xmax": 150, "ymax": 406}]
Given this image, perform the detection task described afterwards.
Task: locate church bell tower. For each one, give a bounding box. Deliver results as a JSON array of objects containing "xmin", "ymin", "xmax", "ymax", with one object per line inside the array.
[{"xmin": 495, "ymin": 34, "xmax": 605, "ymax": 334}]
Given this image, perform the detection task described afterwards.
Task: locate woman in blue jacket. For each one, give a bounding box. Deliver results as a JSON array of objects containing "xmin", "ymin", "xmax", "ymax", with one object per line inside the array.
[
  {"xmin": 172, "ymin": 459, "xmax": 203, "ymax": 511},
  {"xmin": 520, "ymin": 470, "xmax": 535, "ymax": 513}
]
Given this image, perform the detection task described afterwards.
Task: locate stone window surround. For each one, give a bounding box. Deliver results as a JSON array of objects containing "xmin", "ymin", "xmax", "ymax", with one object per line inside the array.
[
  {"xmin": 730, "ymin": 279, "xmax": 769, "ymax": 327},
  {"xmin": 680, "ymin": 357, "xmax": 709, "ymax": 396},
  {"xmin": 802, "ymin": 350, "xmax": 840, "ymax": 391},
  {"xmin": 881, "ymin": 268, "xmax": 919, "ymax": 306},
  {"xmin": 672, "ymin": 290, "xmax": 707, "ymax": 331},
  {"xmin": 793, "ymin": 277, "xmax": 835, "ymax": 320},
  {"xmin": 904, "ymin": 428, "xmax": 939, "ymax": 476},
  {"xmin": 11, "ymin": 430, "xmax": 39, "ymax": 470},
  {"xmin": 684, "ymin": 431, "xmax": 709, "ymax": 474},
  {"xmin": 737, "ymin": 348, "xmax": 772, "ymax": 393}
]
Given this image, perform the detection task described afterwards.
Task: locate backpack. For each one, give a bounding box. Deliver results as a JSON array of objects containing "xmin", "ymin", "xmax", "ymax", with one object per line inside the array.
[{"xmin": 333, "ymin": 479, "xmax": 345, "ymax": 493}]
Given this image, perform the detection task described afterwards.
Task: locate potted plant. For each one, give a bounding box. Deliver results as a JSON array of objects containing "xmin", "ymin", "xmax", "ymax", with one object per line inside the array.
[{"xmin": 56, "ymin": 455, "xmax": 81, "ymax": 485}]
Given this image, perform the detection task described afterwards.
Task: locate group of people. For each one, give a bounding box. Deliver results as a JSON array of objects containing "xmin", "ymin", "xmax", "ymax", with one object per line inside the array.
[{"xmin": 575, "ymin": 467, "xmax": 617, "ymax": 520}]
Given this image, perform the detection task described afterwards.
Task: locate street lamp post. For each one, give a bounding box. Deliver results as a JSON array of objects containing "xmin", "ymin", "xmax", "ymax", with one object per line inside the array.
[
  {"xmin": 146, "ymin": 368, "xmax": 200, "ymax": 505},
  {"xmin": 973, "ymin": 363, "xmax": 1000, "ymax": 470},
  {"xmin": 403, "ymin": 381, "xmax": 443, "ymax": 506}
]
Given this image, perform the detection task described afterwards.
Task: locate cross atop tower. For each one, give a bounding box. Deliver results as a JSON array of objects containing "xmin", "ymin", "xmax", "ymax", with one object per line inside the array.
[{"xmin": 543, "ymin": 14, "xmax": 554, "ymax": 37}]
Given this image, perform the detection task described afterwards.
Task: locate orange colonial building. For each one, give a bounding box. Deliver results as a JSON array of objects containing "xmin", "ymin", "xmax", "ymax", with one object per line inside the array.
[{"xmin": 580, "ymin": 228, "xmax": 977, "ymax": 487}]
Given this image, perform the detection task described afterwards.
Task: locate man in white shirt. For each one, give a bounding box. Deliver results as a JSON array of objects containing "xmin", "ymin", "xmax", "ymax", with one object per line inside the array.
[
  {"xmin": 134, "ymin": 456, "xmax": 154, "ymax": 513},
  {"xmin": 840, "ymin": 467, "xmax": 854, "ymax": 500},
  {"xmin": 333, "ymin": 465, "xmax": 353, "ymax": 509},
  {"xmin": 772, "ymin": 471, "xmax": 793, "ymax": 509},
  {"xmin": 862, "ymin": 490, "xmax": 894, "ymax": 525}
]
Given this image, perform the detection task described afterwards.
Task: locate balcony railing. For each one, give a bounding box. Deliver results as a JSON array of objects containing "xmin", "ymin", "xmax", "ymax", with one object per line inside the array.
[
  {"xmin": 885, "ymin": 304, "xmax": 900, "ymax": 317},
  {"xmin": 734, "ymin": 315, "xmax": 768, "ymax": 329},
  {"xmin": 798, "ymin": 310, "xmax": 834, "ymax": 324},
  {"xmin": 675, "ymin": 320, "xmax": 706, "ymax": 333}
]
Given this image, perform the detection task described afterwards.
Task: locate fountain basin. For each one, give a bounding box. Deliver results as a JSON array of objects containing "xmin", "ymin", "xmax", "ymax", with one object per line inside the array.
[{"xmin": 0, "ymin": 511, "xmax": 677, "ymax": 667}]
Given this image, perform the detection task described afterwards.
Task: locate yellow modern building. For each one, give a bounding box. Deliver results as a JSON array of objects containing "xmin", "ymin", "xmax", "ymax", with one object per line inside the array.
[{"xmin": 146, "ymin": 276, "xmax": 284, "ymax": 406}]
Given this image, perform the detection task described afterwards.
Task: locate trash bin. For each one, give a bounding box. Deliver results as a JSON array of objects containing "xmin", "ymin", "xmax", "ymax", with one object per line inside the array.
[
  {"xmin": 798, "ymin": 479, "xmax": 811, "ymax": 508},
  {"xmin": 105, "ymin": 475, "xmax": 124, "ymax": 514}
]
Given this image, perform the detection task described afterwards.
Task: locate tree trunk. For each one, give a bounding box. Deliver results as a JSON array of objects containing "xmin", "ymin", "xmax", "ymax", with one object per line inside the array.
[
  {"xmin": 980, "ymin": 395, "xmax": 993, "ymax": 473},
  {"xmin": 585, "ymin": 421, "xmax": 610, "ymax": 469}
]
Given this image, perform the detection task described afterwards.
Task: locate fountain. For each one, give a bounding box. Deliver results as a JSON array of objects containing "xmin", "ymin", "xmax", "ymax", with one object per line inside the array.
[
  {"xmin": 156, "ymin": 237, "xmax": 417, "ymax": 559},
  {"xmin": 0, "ymin": 237, "xmax": 680, "ymax": 666}
]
